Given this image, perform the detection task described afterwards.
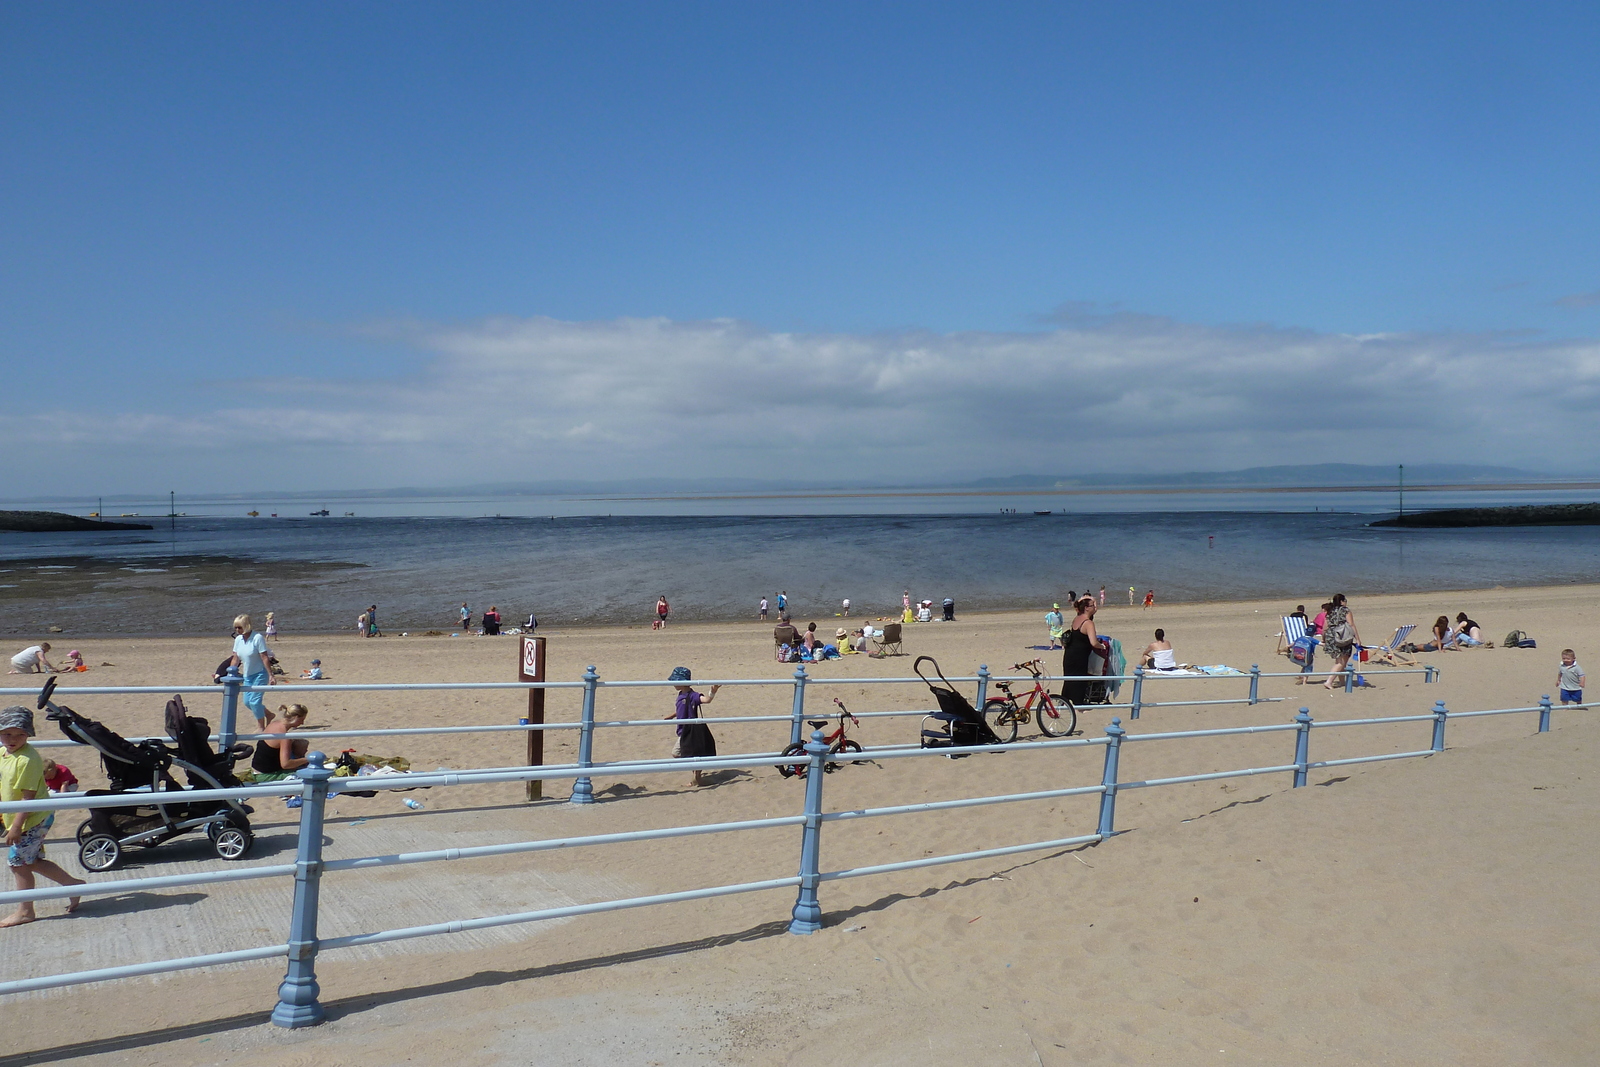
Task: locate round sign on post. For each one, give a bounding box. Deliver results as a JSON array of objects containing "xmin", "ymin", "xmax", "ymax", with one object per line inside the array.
[{"xmin": 519, "ymin": 637, "xmax": 546, "ymax": 800}]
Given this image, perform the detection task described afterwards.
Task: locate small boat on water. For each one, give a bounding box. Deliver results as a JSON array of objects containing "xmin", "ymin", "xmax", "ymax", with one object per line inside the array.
[
  {"xmin": 247, "ymin": 511, "xmax": 259, "ymax": 517},
  {"xmin": 1033, "ymin": 510, "xmax": 1053, "ymax": 515},
  {"xmin": 310, "ymin": 509, "xmax": 330, "ymax": 517}
]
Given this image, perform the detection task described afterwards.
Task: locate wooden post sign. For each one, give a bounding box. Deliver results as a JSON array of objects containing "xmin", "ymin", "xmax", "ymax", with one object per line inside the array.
[{"xmin": 518, "ymin": 636, "xmax": 547, "ymax": 801}]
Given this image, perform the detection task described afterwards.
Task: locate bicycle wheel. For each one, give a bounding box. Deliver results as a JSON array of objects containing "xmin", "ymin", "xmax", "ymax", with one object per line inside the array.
[
  {"xmin": 776, "ymin": 742, "xmax": 809, "ymax": 779},
  {"xmin": 982, "ymin": 698, "xmax": 1019, "ymax": 744},
  {"xmin": 837, "ymin": 739, "xmax": 865, "ymax": 765},
  {"xmin": 1036, "ymin": 693, "xmax": 1077, "ymax": 737}
]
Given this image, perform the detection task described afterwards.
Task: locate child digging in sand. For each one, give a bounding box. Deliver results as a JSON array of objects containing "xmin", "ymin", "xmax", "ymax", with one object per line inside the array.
[{"xmin": 0, "ymin": 706, "xmax": 84, "ymax": 926}]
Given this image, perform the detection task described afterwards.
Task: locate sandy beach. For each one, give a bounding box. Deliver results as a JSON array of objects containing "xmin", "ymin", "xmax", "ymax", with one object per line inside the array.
[{"xmin": 3, "ymin": 583, "xmax": 1597, "ymax": 1065}]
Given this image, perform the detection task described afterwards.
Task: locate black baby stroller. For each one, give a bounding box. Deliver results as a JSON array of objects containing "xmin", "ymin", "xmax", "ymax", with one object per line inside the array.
[
  {"xmin": 915, "ymin": 656, "xmax": 1002, "ymax": 755},
  {"xmin": 36, "ymin": 678, "xmax": 257, "ymax": 872}
]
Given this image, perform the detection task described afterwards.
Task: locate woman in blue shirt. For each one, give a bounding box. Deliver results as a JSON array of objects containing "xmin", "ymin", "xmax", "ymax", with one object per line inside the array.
[{"xmin": 228, "ymin": 614, "xmax": 275, "ymax": 729}]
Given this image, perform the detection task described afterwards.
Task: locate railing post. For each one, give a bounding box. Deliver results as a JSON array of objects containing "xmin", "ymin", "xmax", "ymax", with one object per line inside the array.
[
  {"xmin": 1129, "ymin": 667, "xmax": 1144, "ymax": 720},
  {"xmin": 1430, "ymin": 699, "xmax": 1448, "ymax": 753},
  {"xmin": 272, "ymin": 751, "xmax": 333, "ymax": 1028},
  {"xmin": 570, "ymin": 666, "xmax": 598, "ymax": 805},
  {"xmin": 1292, "ymin": 707, "xmax": 1312, "ymax": 787},
  {"xmin": 975, "ymin": 664, "xmax": 990, "ymax": 709},
  {"xmin": 1344, "ymin": 658, "xmax": 1356, "ymax": 693},
  {"xmin": 219, "ymin": 667, "xmax": 241, "ymax": 753},
  {"xmin": 787, "ymin": 665, "xmax": 809, "ymax": 748},
  {"xmin": 1248, "ymin": 664, "xmax": 1260, "ymax": 705},
  {"xmin": 1424, "ymin": 665, "xmax": 1436, "ymax": 684},
  {"xmin": 1539, "ymin": 694, "xmax": 1552, "ymax": 733},
  {"xmin": 788, "ymin": 727, "xmax": 830, "ymax": 934},
  {"xmin": 1096, "ymin": 718, "xmax": 1125, "ymax": 838}
]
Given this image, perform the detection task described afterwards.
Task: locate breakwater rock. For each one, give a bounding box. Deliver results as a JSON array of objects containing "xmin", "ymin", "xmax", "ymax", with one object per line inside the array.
[
  {"xmin": 0, "ymin": 510, "xmax": 154, "ymax": 532},
  {"xmin": 1371, "ymin": 503, "xmax": 1600, "ymax": 528}
]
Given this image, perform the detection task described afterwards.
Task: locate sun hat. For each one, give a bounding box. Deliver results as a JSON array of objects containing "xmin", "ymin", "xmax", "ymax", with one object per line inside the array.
[
  {"xmin": 68, "ymin": 649, "xmax": 81, "ymax": 657},
  {"xmin": 311, "ymin": 659, "xmax": 321, "ymax": 665},
  {"xmin": 0, "ymin": 706, "xmax": 35, "ymax": 736},
  {"xmin": 668, "ymin": 666, "xmax": 692, "ymax": 682},
  {"xmin": 835, "ymin": 628, "xmax": 848, "ymax": 638}
]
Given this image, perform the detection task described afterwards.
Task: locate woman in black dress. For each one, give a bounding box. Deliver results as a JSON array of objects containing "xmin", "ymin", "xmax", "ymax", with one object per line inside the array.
[
  {"xmin": 663, "ymin": 666, "xmax": 720, "ymax": 786},
  {"xmin": 1061, "ymin": 595, "xmax": 1099, "ymax": 706}
]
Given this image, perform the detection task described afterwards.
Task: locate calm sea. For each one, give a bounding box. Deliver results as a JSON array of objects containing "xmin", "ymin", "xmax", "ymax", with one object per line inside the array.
[{"xmin": 2, "ymin": 487, "xmax": 1597, "ymax": 636}]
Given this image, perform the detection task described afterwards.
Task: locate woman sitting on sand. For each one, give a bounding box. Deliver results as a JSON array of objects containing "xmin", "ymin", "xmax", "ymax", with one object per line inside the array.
[
  {"xmin": 1418, "ymin": 616, "xmax": 1456, "ymax": 652},
  {"xmin": 1453, "ymin": 613, "xmax": 1491, "ymax": 647},
  {"xmin": 250, "ymin": 704, "xmax": 310, "ymax": 781},
  {"xmin": 1141, "ymin": 629, "xmax": 1177, "ymax": 670}
]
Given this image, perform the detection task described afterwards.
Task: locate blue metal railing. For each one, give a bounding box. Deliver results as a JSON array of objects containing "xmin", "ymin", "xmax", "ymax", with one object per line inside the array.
[{"xmin": 5, "ymin": 673, "xmax": 1549, "ymax": 1033}]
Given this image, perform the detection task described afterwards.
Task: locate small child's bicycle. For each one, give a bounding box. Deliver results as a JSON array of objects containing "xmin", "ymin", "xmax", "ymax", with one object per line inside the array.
[
  {"xmin": 983, "ymin": 660, "xmax": 1077, "ymax": 741},
  {"xmin": 777, "ymin": 698, "xmax": 864, "ymax": 778}
]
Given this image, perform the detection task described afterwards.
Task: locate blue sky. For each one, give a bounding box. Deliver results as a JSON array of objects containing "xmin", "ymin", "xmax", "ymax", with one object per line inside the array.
[{"xmin": 3, "ymin": 2, "xmax": 1598, "ymax": 493}]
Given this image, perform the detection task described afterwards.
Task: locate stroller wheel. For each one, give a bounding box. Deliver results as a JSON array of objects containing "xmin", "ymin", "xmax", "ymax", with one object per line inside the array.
[
  {"xmin": 213, "ymin": 825, "xmax": 254, "ymax": 861},
  {"xmin": 76, "ymin": 819, "xmax": 94, "ymax": 845},
  {"xmin": 79, "ymin": 834, "xmax": 122, "ymax": 873}
]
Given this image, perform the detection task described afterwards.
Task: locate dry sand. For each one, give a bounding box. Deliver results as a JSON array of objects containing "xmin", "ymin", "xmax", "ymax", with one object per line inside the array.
[{"xmin": 2, "ymin": 584, "xmax": 1596, "ymax": 1065}]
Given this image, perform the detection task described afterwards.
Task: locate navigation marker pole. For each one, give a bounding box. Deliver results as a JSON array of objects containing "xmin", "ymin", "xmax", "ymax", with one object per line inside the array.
[{"xmin": 1398, "ymin": 464, "xmax": 1404, "ymax": 523}]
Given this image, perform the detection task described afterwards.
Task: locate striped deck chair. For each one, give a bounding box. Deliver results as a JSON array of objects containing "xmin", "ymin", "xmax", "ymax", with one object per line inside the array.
[
  {"xmin": 1276, "ymin": 615, "xmax": 1309, "ymax": 657},
  {"xmin": 1368, "ymin": 624, "xmax": 1418, "ymax": 667}
]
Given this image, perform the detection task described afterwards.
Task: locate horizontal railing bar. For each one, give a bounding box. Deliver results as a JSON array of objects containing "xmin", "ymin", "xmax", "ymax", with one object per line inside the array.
[
  {"xmin": 1252, "ymin": 669, "xmax": 1436, "ymax": 678},
  {"xmin": 0, "ymin": 682, "xmax": 584, "ymax": 696},
  {"xmin": 0, "ymin": 944, "xmax": 290, "ymax": 996},
  {"xmin": 1131, "ymin": 697, "xmax": 1285, "ymax": 709},
  {"xmin": 820, "ymin": 784, "xmax": 1107, "ymax": 823},
  {"xmin": 1124, "ymin": 723, "xmax": 1300, "ymax": 742},
  {"xmin": 0, "ymin": 863, "xmax": 297, "ymax": 905},
  {"xmin": 1449, "ymin": 707, "xmax": 1540, "ymax": 719},
  {"xmin": 0, "ymin": 668, "xmax": 1439, "ymax": 702},
  {"xmin": 0, "ymin": 782, "xmax": 300, "ymax": 813},
  {"xmin": 1120, "ymin": 764, "xmax": 1300, "ymax": 790},
  {"xmin": 324, "ymin": 815, "xmax": 806, "ymax": 874},
  {"xmin": 819, "ymin": 833, "xmax": 1105, "ymax": 882},
  {"xmin": 318, "ymin": 876, "xmax": 803, "ymax": 951},
  {"xmin": 1307, "ymin": 750, "xmax": 1435, "ymax": 769},
  {"xmin": 1311, "ymin": 714, "xmax": 1438, "ymax": 728}
]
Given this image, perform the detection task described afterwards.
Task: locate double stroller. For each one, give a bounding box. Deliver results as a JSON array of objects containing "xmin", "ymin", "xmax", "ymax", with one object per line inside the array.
[
  {"xmin": 37, "ymin": 678, "xmax": 257, "ymax": 872},
  {"xmin": 915, "ymin": 656, "xmax": 1002, "ymax": 754}
]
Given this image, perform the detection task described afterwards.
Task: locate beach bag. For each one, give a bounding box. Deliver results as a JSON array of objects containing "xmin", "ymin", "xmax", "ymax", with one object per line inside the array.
[
  {"xmin": 1519, "ymin": 638, "xmax": 1537, "ymax": 649},
  {"xmin": 1325, "ymin": 617, "xmax": 1356, "ymax": 647},
  {"xmin": 1504, "ymin": 630, "xmax": 1525, "ymax": 648},
  {"xmin": 1288, "ymin": 636, "xmax": 1317, "ymax": 666}
]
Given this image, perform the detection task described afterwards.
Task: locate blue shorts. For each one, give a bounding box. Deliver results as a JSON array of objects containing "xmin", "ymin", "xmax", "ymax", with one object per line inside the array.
[
  {"xmin": 1560, "ymin": 689, "xmax": 1583, "ymax": 704},
  {"xmin": 243, "ymin": 671, "xmax": 270, "ymax": 718},
  {"xmin": 8, "ymin": 814, "xmax": 54, "ymax": 867}
]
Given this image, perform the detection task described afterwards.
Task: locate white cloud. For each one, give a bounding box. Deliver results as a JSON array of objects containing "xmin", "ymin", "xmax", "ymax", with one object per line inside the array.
[{"xmin": 4, "ymin": 313, "xmax": 1598, "ymax": 492}]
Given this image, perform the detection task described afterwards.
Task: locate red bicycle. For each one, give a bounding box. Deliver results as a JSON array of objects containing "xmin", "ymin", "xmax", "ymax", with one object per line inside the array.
[
  {"xmin": 777, "ymin": 698, "xmax": 864, "ymax": 778},
  {"xmin": 983, "ymin": 660, "xmax": 1077, "ymax": 741}
]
